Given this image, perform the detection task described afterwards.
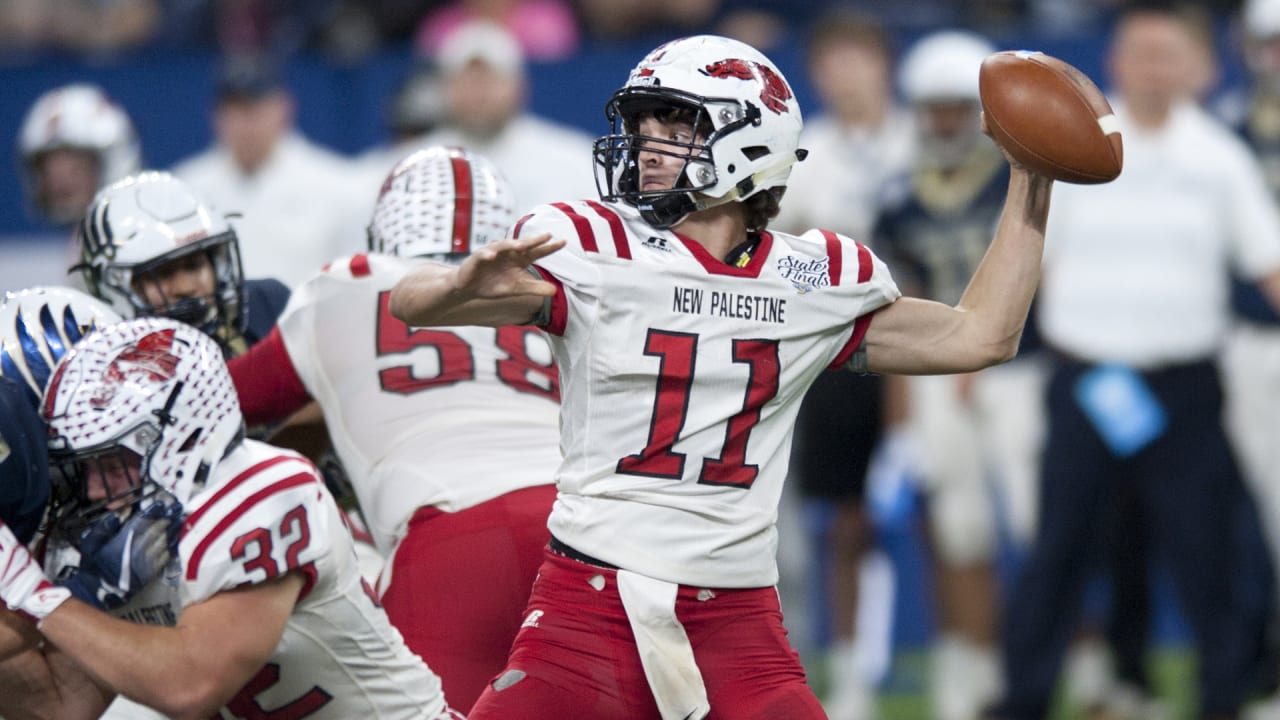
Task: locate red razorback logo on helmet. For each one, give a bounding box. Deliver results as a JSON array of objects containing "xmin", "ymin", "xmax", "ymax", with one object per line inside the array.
[
  {"xmin": 700, "ymin": 58, "xmax": 793, "ymax": 115},
  {"xmin": 90, "ymin": 328, "xmax": 182, "ymax": 409}
]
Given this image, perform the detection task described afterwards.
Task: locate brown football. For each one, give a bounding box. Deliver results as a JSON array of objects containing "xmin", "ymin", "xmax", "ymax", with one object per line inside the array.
[{"xmin": 979, "ymin": 50, "xmax": 1123, "ymax": 184}]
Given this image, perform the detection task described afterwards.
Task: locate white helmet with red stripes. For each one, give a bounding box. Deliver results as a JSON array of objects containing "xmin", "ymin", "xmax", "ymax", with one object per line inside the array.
[
  {"xmin": 593, "ymin": 35, "xmax": 805, "ymax": 228},
  {"xmin": 367, "ymin": 146, "xmax": 516, "ymax": 261},
  {"xmin": 42, "ymin": 317, "xmax": 243, "ymax": 538}
]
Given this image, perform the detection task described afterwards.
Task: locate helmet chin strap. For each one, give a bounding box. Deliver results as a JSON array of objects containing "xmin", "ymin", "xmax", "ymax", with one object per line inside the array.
[{"xmin": 659, "ymin": 153, "xmax": 802, "ymax": 225}]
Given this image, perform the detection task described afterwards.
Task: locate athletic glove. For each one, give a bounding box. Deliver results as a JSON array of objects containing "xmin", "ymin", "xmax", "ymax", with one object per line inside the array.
[
  {"xmin": 57, "ymin": 493, "xmax": 183, "ymax": 610},
  {"xmin": 0, "ymin": 518, "xmax": 69, "ymax": 625}
]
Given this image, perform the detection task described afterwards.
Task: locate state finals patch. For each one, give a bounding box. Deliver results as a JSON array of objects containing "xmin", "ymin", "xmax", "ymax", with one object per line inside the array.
[{"xmin": 776, "ymin": 255, "xmax": 831, "ymax": 294}]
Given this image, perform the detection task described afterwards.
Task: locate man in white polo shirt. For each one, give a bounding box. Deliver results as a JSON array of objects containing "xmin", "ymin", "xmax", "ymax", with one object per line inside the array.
[{"xmin": 991, "ymin": 7, "xmax": 1280, "ymax": 719}]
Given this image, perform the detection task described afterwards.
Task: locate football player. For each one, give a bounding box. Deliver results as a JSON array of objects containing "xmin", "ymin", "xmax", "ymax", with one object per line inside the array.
[
  {"xmin": 390, "ymin": 34, "xmax": 1053, "ymax": 719},
  {"xmin": 19, "ymin": 84, "xmax": 141, "ymax": 229},
  {"xmin": 0, "ymin": 286, "xmax": 178, "ymax": 720},
  {"xmin": 0, "ymin": 316, "xmax": 463, "ymax": 719},
  {"xmin": 0, "ymin": 287, "xmax": 122, "ymax": 542},
  {"xmin": 226, "ymin": 145, "xmax": 561, "ymax": 711},
  {"xmin": 75, "ymin": 171, "xmax": 289, "ymax": 358},
  {"xmin": 75, "ymin": 170, "xmax": 382, "ymax": 584}
]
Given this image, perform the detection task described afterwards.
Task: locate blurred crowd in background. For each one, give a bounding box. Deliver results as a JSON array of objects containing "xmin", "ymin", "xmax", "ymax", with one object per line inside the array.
[
  {"xmin": 0, "ymin": 0, "xmax": 1233, "ymax": 62},
  {"xmin": 7, "ymin": 0, "xmax": 1280, "ymax": 718}
]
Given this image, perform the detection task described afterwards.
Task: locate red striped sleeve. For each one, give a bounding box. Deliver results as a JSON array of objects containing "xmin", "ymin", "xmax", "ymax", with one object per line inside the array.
[
  {"xmin": 182, "ymin": 456, "xmax": 295, "ymax": 533},
  {"xmin": 828, "ymin": 310, "xmax": 878, "ymax": 370},
  {"xmin": 532, "ymin": 265, "xmax": 567, "ymax": 336},
  {"xmin": 551, "ymin": 202, "xmax": 598, "ymax": 253},
  {"xmin": 513, "ymin": 213, "xmax": 534, "ymax": 237},
  {"xmin": 186, "ymin": 472, "xmax": 318, "ymax": 580},
  {"xmin": 855, "ymin": 242, "xmax": 872, "ymax": 283},
  {"xmin": 821, "ymin": 230, "xmax": 842, "ymax": 287},
  {"xmin": 584, "ymin": 200, "xmax": 631, "ymax": 259},
  {"xmin": 226, "ymin": 328, "xmax": 312, "ymax": 427}
]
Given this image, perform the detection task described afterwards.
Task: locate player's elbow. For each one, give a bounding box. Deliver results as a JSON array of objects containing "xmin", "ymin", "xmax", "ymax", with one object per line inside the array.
[
  {"xmin": 151, "ymin": 675, "xmax": 237, "ymax": 720},
  {"xmin": 978, "ymin": 330, "xmax": 1022, "ymax": 368},
  {"xmin": 151, "ymin": 693, "xmax": 220, "ymax": 720}
]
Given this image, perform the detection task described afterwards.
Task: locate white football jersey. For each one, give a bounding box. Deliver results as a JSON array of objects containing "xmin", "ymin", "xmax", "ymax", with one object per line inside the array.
[
  {"xmin": 50, "ymin": 440, "xmax": 446, "ymax": 719},
  {"xmin": 277, "ymin": 253, "xmax": 561, "ymax": 552},
  {"xmin": 524, "ymin": 200, "xmax": 900, "ymax": 588}
]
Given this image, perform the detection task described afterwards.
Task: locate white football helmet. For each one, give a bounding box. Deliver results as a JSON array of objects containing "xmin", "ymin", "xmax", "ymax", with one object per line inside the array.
[
  {"xmin": 368, "ymin": 146, "xmax": 516, "ymax": 260},
  {"xmin": 19, "ymin": 84, "xmax": 142, "ymax": 224},
  {"xmin": 593, "ymin": 35, "xmax": 806, "ymax": 228},
  {"xmin": 1247, "ymin": 0, "xmax": 1280, "ymax": 38},
  {"xmin": 76, "ymin": 171, "xmax": 247, "ymax": 354},
  {"xmin": 42, "ymin": 317, "xmax": 243, "ymax": 538},
  {"xmin": 898, "ymin": 30, "xmax": 995, "ymax": 168},
  {"xmin": 0, "ymin": 286, "xmax": 122, "ymax": 407}
]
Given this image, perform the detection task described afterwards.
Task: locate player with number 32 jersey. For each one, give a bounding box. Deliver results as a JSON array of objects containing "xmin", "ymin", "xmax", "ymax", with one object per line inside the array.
[{"xmin": 0, "ymin": 317, "xmax": 457, "ymax": 720}]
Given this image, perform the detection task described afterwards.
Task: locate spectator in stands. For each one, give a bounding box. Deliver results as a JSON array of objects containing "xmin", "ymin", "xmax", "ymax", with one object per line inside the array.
[
  {"xmin": 415, "ymin": 0, "xmax": 579, "ymax": 61},
  {"xmin": 574, "ymin": 0, "xmax": 718, "ymax": 40},
  {"xmin": 0, "ymin": 0, "xmax": 159, "ymax": 55},
  {"xmin": 414, "ymin": 20, "xmax": 596, "ymax": 211},
  {"xmin": 989, "ymin": 7, "xmax": 1280, "ymax": 718},
  {"xmin": 173, "ymin": 54, "xmax": 366, "ymax": 288}
]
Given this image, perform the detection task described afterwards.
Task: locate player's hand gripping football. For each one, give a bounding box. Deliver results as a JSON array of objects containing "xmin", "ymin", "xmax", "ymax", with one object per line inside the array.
[
  {"xmin": 57, "ymin": 492, "xmax": 183, "ymax": 610},
  {"xmin": 449, "ymin": 232, "xmax": 565, "ymax": 302}
]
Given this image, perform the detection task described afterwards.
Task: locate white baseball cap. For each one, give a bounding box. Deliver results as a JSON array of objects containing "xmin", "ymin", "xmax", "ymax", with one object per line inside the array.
[{"xmin": 437, "ymin": 20, "xmax": 525, "ymax": 75}]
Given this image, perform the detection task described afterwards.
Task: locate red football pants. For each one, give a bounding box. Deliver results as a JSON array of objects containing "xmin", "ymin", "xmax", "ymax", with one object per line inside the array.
[
  {"xmin": 468, "ymin": 547, "xmax": 825, "ymax": 720},
  {"xmin": 378, "ymin": 484, "xmax": 556, "ymax": 713}
]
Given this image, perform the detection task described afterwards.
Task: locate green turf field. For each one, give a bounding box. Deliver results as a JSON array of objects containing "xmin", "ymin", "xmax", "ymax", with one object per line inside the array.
[{"xmin": 806, "ymin": 648, "xmax": 1197, "ymax": 719}]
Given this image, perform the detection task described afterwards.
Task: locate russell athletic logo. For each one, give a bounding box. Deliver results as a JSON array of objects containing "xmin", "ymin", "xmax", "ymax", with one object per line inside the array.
[{"xmin": 701, "ymin": 59, "xmax": 793, "ymax": 115}]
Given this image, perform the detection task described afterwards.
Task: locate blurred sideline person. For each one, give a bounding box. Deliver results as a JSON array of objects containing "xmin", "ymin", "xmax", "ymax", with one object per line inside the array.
[
  {"xmin": 419, "ymin": 20, "xmax": 596, "ymax": 210},
  {"xmin": 0, "ymin": 316, "xmax": 463, "ymax": 720},
  {"xmin": 770, "ymin": 11, "xmax": 912, "ymax": 718},
  {"xmin": 173, "ymin": 55, "xmax": 365, "ymax": 288},
  {"xmin": 17, "ymin": 83, "xmax": 142, "ymax": 281},
  {"xmin": 390, "ymin": 33, "xmax": 1054, "ymax": 720},
  {"xmin": 990, "ymin": 8, "xmax": 1280, "ymax": 719},
  {"xmin": 871, "ymin": 29, "xmax": 1040, "ymax": 720},
  {"xmin": 1220, "ymin": 0, "xmax": 1280, "ymax": 669},
  {"xmin": 226, "ymin": 146, "xmax": 561, "ymax": 712}
]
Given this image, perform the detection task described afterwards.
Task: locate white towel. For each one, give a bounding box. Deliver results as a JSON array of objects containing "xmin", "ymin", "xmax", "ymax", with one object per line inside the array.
[{"xmin": 616, "ymin": 570, "xmax": 711, "ymax": 720}]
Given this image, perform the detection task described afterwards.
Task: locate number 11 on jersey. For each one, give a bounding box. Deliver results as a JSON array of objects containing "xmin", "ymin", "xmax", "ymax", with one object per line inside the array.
[{"xmin": 617, "ymin": 329, "xmax": 779, "ymax": 489}]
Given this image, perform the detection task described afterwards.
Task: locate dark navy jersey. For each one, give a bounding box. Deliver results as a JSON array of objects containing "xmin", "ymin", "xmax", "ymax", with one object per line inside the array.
[
  {"xmin": 0, "ymin": 374, "xmax": 49, "ymax": 544},
  {"xmin": 242, "ymin": 278, "xmax": 291, "ymax": 347},
  {"xmin": 872, "ymin": 152, "xmax": 1041, "ymax": 354}
]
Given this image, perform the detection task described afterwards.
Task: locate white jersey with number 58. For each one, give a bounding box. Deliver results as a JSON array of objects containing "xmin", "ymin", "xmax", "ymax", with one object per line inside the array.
[
  {"xmin": 275, "ymin": 252, "xmax": 562, "ymax": 553},
  {"xmin": 524, "ymin": 200, "xmax": 900, "ymax": 588}
]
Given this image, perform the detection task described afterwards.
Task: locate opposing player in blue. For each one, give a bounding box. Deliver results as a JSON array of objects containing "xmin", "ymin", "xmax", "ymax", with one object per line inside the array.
[{"xmin": 0, "ymin": 287, "xmax": 123, "ymax": 546}]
